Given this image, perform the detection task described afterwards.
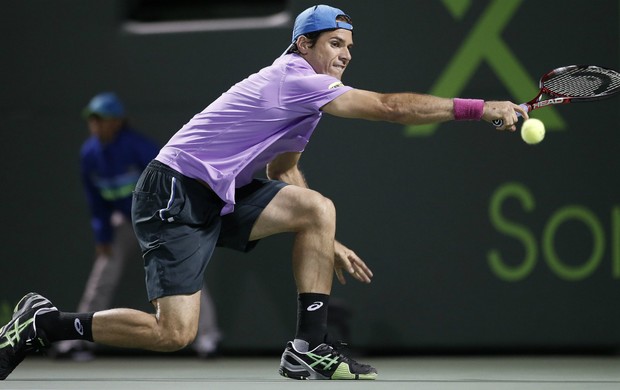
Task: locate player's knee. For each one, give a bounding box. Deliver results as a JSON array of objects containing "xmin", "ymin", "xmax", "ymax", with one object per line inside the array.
[
  {"xmin": 161, "ymin": 332, "xmax": 196, "ymax": 352},
  {"xmin": 306, "ymin": 193, "xmax": 336, "ymax": 229},
  {"xmin": 158, "ymin": 324, "xmax": 197, "ymax": 351}
]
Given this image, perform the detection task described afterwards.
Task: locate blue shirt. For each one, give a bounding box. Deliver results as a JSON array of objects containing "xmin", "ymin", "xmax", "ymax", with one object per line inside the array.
[{"xmin": 80, "ymin": 126, "xmax": 159, "ymax": 244}]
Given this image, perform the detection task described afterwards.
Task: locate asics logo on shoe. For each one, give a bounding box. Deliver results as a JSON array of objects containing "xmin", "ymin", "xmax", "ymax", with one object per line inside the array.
[
  {"xmin": 74, "ymin": 318, "xmax": 84, "ymax": 336},
  {"xmin": 0, "ymin": 318, "xmax": 34, "ymax": 348},
  {"xmin": 0, "ymin": 319, "xmax": 33, "ymax": 348},
  {"xmin": 306, "ymin": 302, "xmax": 323, "ymax": 311},
  {"xmin": 307, "ymin": 352, "xmax": 340, "ymax": 370}
]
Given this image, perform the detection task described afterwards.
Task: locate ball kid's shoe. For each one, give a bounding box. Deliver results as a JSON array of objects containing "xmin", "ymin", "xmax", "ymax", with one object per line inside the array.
[
  {"xmin": 0, "ymin": 292, "xmax": 57, "ymax": 380},
  {"xmin": 279, "ymin": 340, "xmax": 377, "ymax": 380}
]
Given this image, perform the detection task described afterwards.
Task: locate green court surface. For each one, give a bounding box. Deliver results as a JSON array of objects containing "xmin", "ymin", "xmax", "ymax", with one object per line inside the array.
[{"xmin": 3, "ymin": 355, "xmax": 620, "ymax": 389}]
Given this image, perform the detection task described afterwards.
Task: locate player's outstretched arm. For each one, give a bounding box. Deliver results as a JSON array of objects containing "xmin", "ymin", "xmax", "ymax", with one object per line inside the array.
[
  {"xmin": 322, "ymin": 89, "xmax": 454, "ymax": 124},
  {"xmin": 322, "ymin": 89, "xmax": 525, "ymax": 131}
]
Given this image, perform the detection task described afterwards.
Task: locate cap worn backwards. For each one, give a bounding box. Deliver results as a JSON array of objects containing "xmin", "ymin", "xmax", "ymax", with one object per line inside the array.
[
  {"xmin": 82, "ymin": 92, "xmax": 125, "ymax": 119},
  {"xmin": 291, "ymin": 4, "xmax": 352, "ymax": 43}
]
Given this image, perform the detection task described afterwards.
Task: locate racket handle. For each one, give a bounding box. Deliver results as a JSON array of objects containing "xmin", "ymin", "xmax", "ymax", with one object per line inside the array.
[{"xmin": 491, "ymin": 104, "xmax": 529, "ymax": 128}]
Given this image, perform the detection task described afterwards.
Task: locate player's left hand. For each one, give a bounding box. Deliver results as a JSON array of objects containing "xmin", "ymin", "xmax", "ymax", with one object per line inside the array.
[{"xmin": 334, "ymin": 241, "xmax": 373, "ymax": 285}]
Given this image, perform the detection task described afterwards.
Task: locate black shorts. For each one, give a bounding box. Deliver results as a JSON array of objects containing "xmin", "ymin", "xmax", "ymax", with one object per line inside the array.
[{"xmin": 132, "ymin": 160, "xmax": 287, "ymax": 301}]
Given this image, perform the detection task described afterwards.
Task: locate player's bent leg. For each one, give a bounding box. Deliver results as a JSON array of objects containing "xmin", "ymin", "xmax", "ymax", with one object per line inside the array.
[
  {"xmin": 249, "ymin": 185, "xmax": 335, "ymax": 238},
  {"xmin": 91, "ymin": 291, "xmax": 201, "ymax": 352},
  {"xmin": 249, "ymin": 185, "xmax": 336, "ymax": 294},
  {"xmin": 250, "ymin": 186, "xmax": 378, "ymax": 380}
]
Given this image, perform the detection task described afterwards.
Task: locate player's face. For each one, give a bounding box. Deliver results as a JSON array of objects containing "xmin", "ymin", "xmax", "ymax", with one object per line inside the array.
[{"xmin": 304, "ymin": 29, "xmax": 353, "ymax": 80}]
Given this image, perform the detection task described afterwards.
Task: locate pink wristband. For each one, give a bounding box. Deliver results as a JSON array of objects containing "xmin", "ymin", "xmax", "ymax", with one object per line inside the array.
[{"xmin": 453, "ymin": 98, "xmax": 485, "ymax": 121}]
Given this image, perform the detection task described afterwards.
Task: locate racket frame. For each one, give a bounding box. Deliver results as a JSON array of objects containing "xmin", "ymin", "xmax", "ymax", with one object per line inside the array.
[{"xmin": 491, "ymin": 64, "xmax": 620, "ymax": 127}]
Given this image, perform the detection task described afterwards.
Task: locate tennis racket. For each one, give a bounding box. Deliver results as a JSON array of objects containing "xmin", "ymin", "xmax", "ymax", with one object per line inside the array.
[{"xmin": 492, "ymin": 65, "xmax": 620, "ymax": 128}]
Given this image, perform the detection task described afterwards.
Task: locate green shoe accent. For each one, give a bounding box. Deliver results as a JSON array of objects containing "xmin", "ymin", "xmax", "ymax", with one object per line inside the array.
[
  {"xmin": 332, "ymin": 362, "xmax": 378, "ymax": 380},
  {"xmin": 306, "ymin": 351, "xmax": 340, "ymax": 371},
  {"xmin": 332, "ymin": 362, "xmax": 355, "ymax": 379},
  {"xmin": 0, "ymin": 318, "xmax": 34, "ymax": 348}
]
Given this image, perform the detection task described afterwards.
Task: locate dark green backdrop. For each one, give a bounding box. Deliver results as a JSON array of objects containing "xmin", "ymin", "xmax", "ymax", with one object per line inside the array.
[{"xmin": 1, "ymin": 0, "xmax": 619, "ymax": 352}]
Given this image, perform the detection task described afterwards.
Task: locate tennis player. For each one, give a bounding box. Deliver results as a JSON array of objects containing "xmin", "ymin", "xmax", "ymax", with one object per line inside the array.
[{"xmin": 0, "ymin": 4, "xmax": 527, "ymax": 381}]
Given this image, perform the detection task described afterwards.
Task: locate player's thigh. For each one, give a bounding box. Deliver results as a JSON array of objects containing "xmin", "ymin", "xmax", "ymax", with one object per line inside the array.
[
  {"xmin": 154, "ymin": 291, "xmax": 201, "ymax": 337},
  {"xmin": 249, "ymin": 185, "xmax": 333, "ymax": 241}
]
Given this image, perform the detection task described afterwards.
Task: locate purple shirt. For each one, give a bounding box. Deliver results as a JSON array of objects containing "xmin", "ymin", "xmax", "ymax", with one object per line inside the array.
[{"xmin": 156, "ymin": 54, "xmax": 352, "ymax": 214}]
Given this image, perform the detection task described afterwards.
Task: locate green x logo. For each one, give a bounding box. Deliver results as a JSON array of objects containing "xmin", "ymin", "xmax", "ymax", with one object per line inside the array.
[
  {"xmin": 0, "ymin": 317, "xmax": 33, "ymax": 348},
  {"xmin": 406, "ymin": 0, "xmax": 565, "ymax": 136}
]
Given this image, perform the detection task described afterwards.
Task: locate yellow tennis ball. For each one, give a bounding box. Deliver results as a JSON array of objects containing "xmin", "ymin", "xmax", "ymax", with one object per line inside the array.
[{"xmin": 521, "ymin": 118, "xmax": 545, "ymax": 144}]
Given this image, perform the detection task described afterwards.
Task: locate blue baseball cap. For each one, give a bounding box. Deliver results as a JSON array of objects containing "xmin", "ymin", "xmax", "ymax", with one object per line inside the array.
[
  {"xmin": 291, "ymin": 5, "xmax": 352, "ymax": 42},
  {"xmin": 82, "ymin": 92, "xmax": 125, "ymax": 119},
  {"xmin": 283, "ymin": 5, "xmax": 352, "ymax": 55}
]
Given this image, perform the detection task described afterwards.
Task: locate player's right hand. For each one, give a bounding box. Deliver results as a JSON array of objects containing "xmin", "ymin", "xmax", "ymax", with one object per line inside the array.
[{"xmin": 482, "ymin": 101, "xmax": 529, "ymax": 131}]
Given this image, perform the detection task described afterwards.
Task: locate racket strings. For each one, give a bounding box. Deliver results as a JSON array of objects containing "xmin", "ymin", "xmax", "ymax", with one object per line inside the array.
[{"xmin": 543, "ymin": 67, "xmax": 620, "ymax": 97}]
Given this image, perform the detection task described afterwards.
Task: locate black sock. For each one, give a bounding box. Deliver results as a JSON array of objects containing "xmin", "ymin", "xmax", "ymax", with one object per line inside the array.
[
  {"xmin": 295, "ymin": 293, "xmax": 329, "ymax": 349},
  {"xmin": 35, "ymin": 311, "xmax": 95, "ymax": 342}
]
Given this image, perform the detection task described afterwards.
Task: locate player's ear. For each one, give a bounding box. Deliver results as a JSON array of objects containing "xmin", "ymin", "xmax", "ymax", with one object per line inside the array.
[{"xmin": 296, "ymin": 36, "xmax": 310, "ymax": 54}]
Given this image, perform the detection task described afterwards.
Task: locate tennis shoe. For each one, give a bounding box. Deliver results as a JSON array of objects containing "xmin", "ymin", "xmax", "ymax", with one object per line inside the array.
[
  {"xmin": 0, "ymin": 292, "xmax": 57, "ymax": 380},
  {"xmin": 279, "ymin": 340, "xmax": 377, "ymax": 380}
]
